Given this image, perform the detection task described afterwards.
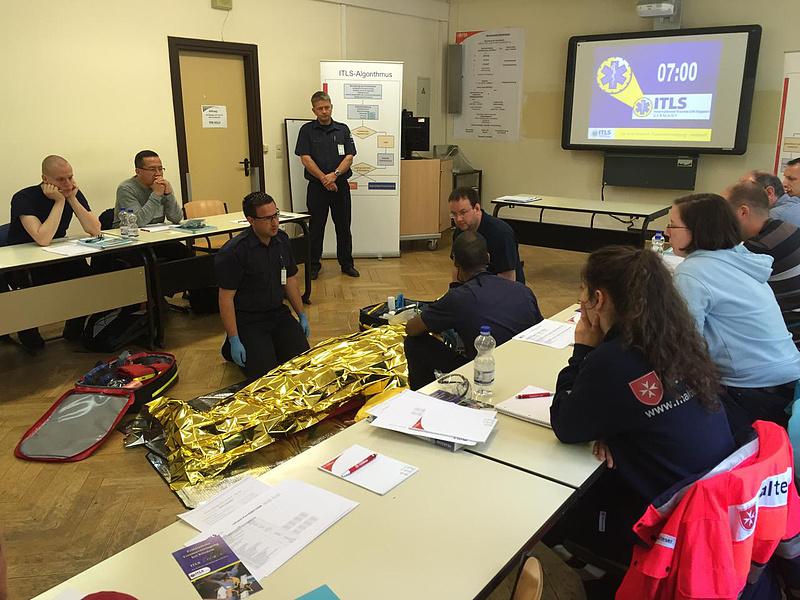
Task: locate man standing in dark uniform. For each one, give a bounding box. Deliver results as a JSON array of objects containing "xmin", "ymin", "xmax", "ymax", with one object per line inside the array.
[
  {"xmin": 294, "ymin": 91, "xmax": 359, "ymax": 279},
  {"xmin": 215, "ymin": 192, "xmax": 310, "ymax": 381}
]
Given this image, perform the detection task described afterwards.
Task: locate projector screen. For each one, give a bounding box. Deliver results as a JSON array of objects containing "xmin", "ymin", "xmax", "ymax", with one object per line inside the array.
[{"xmin": 562, "ymin": 25, "xmax": 761, "ymax": 154}]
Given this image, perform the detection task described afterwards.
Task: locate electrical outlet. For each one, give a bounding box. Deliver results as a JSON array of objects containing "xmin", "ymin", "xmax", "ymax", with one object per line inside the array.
[
  {"xmin": 276, "ymin": 144, "xmax": 283, "ymax": 159},
  {"xmin": 211, "ymin": 0, "xmax": 232, "ymax": 10},
  {"xmin": 263, "ymin": 144, "xmax": 269, "ymax": 154}
]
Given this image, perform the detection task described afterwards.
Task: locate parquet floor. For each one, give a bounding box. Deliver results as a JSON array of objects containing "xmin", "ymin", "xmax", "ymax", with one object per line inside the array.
[{"xmin": 0, "ymin": 235, "xmax": 585, "ymax": 599}]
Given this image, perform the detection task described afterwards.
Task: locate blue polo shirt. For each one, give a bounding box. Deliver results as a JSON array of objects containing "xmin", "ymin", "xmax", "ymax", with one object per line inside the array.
[
  {"xmin": 452, "ymin": 211, "xmax": 525, "ymax": 283},
  {"xmin": 420, "ymin": 271, "xmax": 542, "ymax": 359},
  {"xmin": 294, "ymin": 119, "xmax": 357, "ymax": 181},
  {"xmin": 214, "ymin": 227, "xmax": 298, "ymax": 314},
  {"xmin": 8, "ymin": 184, "xmax": 91, "ymax": 245}
]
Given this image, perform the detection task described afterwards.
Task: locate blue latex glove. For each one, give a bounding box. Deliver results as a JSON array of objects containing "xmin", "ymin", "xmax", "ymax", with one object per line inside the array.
[
  {"xmin": 229, "ymin": 334, "xmax": 247, "ymax": 367},
  {"xmin": 299, "ymin": 313, "xmax": 310, "ymax": 338}
]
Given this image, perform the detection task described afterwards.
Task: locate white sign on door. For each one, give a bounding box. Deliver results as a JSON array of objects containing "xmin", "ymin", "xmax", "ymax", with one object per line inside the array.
[{"xmin": 202, "ymin": 105, "xmax": 228, "ymax": 128}]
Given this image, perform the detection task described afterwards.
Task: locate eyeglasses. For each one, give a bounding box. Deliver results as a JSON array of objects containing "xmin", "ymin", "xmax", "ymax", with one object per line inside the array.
[
  {"xmin": 252, "ymin": 211, "xmax": 280, "ymax": 223},
  {"xmin": 450, "ymin": 208, "xmax": 474, "ymax": 219},
  {"xmin": 665, "ymin": 223, "xmax": 686, "ymax": 229},
  {"xmin": 138, "ymin": 166, "xmax": 165, "ymax": 173}
]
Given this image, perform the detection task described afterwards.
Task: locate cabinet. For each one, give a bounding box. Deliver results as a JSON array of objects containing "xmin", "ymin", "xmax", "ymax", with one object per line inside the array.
[{"xmin": 399, "ymin": 158, "xmax": 453, "ymax": 249}]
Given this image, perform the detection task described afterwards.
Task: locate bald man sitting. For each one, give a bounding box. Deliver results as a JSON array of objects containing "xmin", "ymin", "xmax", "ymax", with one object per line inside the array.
[
  {"xmin": 742, "ymin": 169, "xmax": 800, "ymax": 227},
  {"xmin": 8, "ymin": 155, "xmax": 101, "ymax": 351}
]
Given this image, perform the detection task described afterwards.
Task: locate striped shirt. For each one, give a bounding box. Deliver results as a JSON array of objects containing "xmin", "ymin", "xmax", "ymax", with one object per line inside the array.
[{"xmin": 745, "ymin": 218, "xmax": 800, "ymax": 346}]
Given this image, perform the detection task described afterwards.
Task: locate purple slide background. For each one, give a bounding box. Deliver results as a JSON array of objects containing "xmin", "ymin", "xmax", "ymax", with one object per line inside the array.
[{"xmin": 589, "ymin": 40, "xmax": 722, "ymax": 129}]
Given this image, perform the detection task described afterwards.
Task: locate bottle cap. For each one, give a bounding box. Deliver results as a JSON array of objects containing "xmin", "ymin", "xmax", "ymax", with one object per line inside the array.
[{"xmin": 480, "ymin": 325, "xmax": 490, "ymax": 335}]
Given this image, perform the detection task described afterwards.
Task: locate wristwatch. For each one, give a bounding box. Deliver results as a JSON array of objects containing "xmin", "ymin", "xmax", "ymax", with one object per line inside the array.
[{"xmin": 334, "ymin": 169, "xmax": 340, "ymax": 177}]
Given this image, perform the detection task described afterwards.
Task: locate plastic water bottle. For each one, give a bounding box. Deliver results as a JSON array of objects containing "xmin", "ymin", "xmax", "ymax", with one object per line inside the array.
[
  {"xmin": 651, "ymin": 230, "xmax": 665, "ymax": 255},
  {"xmin": 473, "ymin": 326, "xmax": 496, "ymax": 399},
  {"xmin": 119, "ymin": 210, "xmax": 129, "ymax": 237},
  {"xmin": 127, "ymin": 210, "xmax": 139, "ymax": 238}
]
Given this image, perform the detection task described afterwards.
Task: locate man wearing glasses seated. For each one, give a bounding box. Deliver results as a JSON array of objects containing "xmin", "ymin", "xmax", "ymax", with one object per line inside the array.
[
  {"xmin": 449, "ymin": 186, "xmax": 525, "ymax": 284},
  {"xmin": 215, "ymin": 191, "xmax": 310, "ymax": 380},
  {"xmin": 113, "ymin": 150, "xmax": 182, "ymax": 228}
]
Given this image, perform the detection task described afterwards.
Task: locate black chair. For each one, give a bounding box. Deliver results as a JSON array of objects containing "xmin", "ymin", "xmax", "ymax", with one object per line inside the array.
[
  {"xmin": 99, "ymin": 208, "xmax": 115, "ymax": 231},
  {"xmin": 0, "ymin": 224, "xmax": 11, "ymax": 340}
]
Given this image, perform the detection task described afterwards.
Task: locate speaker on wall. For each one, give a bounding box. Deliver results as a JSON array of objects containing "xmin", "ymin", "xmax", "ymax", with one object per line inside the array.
[{"xmin": 447, "ymin": 44, "xmax": 463, "ymax": 114}]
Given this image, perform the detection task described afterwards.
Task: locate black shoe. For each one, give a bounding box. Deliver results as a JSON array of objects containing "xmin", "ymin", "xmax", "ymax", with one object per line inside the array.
[
  {"xmin": 63, "ymin": 316, "xmax": 86, "ymax": 341},
  {"xmin": 310, "ymin": 270, "xmax": 320, "ymax": 280},
  {"xmin": 18, "ymin": 328, "xmax": 45, "ymax": 353},
  {"xmin": 341, "ymin": 266, "xmax": 360, "ymax": 278}
]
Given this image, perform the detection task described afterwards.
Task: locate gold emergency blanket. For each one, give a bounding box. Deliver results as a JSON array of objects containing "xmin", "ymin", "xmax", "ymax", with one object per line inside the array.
[{"xmin": 146, "ymin": 324, "xmax": 408, "ymax": 489}]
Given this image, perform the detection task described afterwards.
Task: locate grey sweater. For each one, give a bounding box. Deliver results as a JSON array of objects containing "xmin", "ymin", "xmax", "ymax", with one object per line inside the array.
[{"xmin": 113, "ymin": 177, "xmax": 182, "ymax": 227}]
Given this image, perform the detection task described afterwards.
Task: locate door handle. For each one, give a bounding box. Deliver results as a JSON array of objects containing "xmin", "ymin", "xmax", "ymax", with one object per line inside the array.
[{"xmin": 239, "ymin": 157, "xmax": 250, "ymax": 177}]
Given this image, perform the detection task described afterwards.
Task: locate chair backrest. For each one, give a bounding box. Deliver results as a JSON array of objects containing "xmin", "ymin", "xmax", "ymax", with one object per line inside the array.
[
  {"xmin": 184, "ymin": 200, "xmax": 228, "ymax": 219},
  {"xmin": 98, "ymin": 208, "xmax": 116, "ymax": 231},
  {"xmin": 513, "ymin": 556, "xmax": 544, "ymax": 600},
  {"xmin": 0, "ymin": 223, "xmax": 9, "ymax": 247}
]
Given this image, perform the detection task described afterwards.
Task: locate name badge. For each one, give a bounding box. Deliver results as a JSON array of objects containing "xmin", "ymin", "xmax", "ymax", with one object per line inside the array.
[
  {"xmin": 337, "ymin": 144, "xmax": 345, "ymax": 156},
  {"xmin": 281, "ymin": 268, "xmax": 287, "ymax": 285}
]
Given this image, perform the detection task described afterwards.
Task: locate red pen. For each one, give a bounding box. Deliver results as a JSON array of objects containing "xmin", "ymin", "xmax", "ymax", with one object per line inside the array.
[
  {"xmin": 516, "ymin": 392, "xmax": 553, "ymax": 399},
  {"xmin": 342, "ymin": 453, "xmax": 378, "ymax": 477}
]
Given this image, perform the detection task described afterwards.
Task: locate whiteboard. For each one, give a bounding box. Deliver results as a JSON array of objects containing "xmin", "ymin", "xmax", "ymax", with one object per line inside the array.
[{"xmin": 285, "ymin": 118, "xmax": 313, "ymax": 213}]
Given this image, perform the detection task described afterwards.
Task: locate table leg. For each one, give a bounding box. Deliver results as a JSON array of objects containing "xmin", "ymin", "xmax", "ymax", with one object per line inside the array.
[
  {"xmin": 141, "ymin": 245, "xmax": 166, "ymax": 348},
  {"xmin": 295, "ymin": 218, "xmax": 313, "ymax": 305}
]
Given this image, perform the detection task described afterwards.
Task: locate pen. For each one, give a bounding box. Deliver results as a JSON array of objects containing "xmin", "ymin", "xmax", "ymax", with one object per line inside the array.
[
  {"xmin": 516, "ymin": 392, "xmax": 553, "ymax": 399},
  {"xmin": 342, "ymin": 453, "xmax": 378, "ymax": 477}
]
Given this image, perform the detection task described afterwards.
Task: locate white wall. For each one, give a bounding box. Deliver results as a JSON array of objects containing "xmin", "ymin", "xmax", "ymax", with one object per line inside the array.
[
  {"xmin": 447, "ymin": 0, "xmax": 800, "ymax": 228},
  {"xmin": 0, "ymin": 0, "xmax": 448, "ymax": 228}
]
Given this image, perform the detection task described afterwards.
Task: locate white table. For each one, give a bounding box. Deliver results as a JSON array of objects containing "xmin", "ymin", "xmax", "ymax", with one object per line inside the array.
[
  {"xmin": 422, "ymin": 306, "xmax": 603, "ymax": 490},
  {"xmin": 32, "ymin": 420, "xmax": 575, "ymax": 600},
  {"xmin": 0, "ymin": 236, "xmax": 151, "ymax": 339},
  {"xmin": 490, "ymin": 194, "xmax": 670, "ymax": 252}
]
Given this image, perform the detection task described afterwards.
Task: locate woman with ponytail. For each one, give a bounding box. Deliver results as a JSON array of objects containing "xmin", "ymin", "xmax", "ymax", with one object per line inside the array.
[
  {"xmin": 548, "ymin": 246, "xmax": 735, "ymax": 564},
  {"xmin": 668, "ymin": 193, "xmax": 800, "ymax": 433}
]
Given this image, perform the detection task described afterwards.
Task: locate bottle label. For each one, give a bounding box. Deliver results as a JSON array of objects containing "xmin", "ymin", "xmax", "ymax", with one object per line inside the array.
[{"xmin": 474, "ymin": 369, "xmax": 495, "ymax": 385}]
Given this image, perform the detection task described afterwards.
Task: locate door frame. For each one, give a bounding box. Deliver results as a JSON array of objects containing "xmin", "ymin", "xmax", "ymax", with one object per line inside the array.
[{"xmin": 167, "ymin": 36, "xmax": 265, "ymax": 204}]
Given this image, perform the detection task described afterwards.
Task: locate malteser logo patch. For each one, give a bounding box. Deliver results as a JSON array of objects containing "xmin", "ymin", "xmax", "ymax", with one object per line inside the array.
[
  {"xmin": 628, "ymin": 371, "xmax": 663, "ymax": 406},
  {"xmin": 738, "ymin": 505, "xmax": 756, "ymax": 532}
]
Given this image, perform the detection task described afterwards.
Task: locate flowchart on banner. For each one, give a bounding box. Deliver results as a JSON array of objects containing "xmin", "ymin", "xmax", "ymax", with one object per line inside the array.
[{"xmin": 330, "ymin": 81, "xmax": 400, "ymax": 193}]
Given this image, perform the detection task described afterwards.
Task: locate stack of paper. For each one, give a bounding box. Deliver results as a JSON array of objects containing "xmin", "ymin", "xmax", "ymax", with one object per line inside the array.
[
  {"xmin": 42, "ymin": 241, "xmax": 100, "ymax": 256},
  {"xmin": 319, "ymin": 443, "xmax": 418, "ymax": 495},
  {"xmin": 179, "ymin": 476, "xmax": 357, "ymax": 580},
  {"xmin": 368, "ymin": 390, "xmax": 497, "ymax": 447},
  {"xmin": 497, "ymin": 194, "xmax": 541, "ymax": 203},
  {"xmin": 513, "ymin": 319, "xmax": 575, "ymax": 349}
]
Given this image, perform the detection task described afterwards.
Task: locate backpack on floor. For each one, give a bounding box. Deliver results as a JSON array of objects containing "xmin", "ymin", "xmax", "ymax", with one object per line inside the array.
[
  {"xmin": 15, "ymin": 351, "xmax": 178, "ymax": 462},
  {"xmin": 83, "ymin": 305, "xmax": 149, "ymax": 352},
  {"xmin": 188, "ymin": 286, "xmax": 220, "ymax": 313}
]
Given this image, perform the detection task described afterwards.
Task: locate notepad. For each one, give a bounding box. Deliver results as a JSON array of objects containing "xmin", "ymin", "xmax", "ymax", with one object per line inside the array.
[
  {"xmin": 319, "ymin": 444, "xmax": 418, "ymax": 495},
  {"xmin": 495, "ymin": 386, "xmax": 554, "ymax": 428}
]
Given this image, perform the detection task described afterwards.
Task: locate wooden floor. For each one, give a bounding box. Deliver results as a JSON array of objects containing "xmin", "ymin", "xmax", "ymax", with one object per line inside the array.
[{"xmin": 0, "ymin": 236, "xmax": 585, "ymax": 599}]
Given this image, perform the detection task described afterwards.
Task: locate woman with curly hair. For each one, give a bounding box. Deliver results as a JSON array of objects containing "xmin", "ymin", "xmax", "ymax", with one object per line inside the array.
[
  {"xmin": 668, "ymin": 193, "xmax": 800, "ymax": 433},
  {"xmin": 548, "ymin": 245, "xmax": 735, "ymax": 565}
]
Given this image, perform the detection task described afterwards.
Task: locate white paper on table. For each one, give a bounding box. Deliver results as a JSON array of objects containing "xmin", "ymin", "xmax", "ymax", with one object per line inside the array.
[
  {"xmin": 178, "ymin": 475, "xmax": 272, "ymax": 531},
  {"xmin": 513, "ymin": 319, "xmax": 575, "ymax": 349},
  {"xmin": 186, "ymin": 479, "xmax": 357, "ymax": 580},
  {"xmin": 567, "ymin": 312, "xmax": 581, "ymax": 324},
  {"xmin": 42, "ymin": 242, "xmax": 99, "ymax": 256},
  {"xmin": 495, "ymin": 385, "xmax": 554, "ymax": 428},
  {"xmin": 52, "ymin": 589, "xmax": 84, "ymax": 600},
  {"xmin": 231, "ymin": 218, "xmax": 249, "ymax": 224},
  {"xmin": 372, "ymin": 420, "xmax": 479, "ymax": 446},
  {"xmin": 319, "ymin": 444, "xmax": 418, "ymax": 495},
  {"xmin": 497, "ymin": 195, "xmax": 541, "ymax": 203},
  {"xmin": 371, "ymin": 390, "xmax": 497, "ymax": 443},
  {"xmin": 139, "ymin": 224, "xmax": 172, "ymax": 232}
]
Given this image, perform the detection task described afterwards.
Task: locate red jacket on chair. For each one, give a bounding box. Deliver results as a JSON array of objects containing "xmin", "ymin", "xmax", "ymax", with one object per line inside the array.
[{"xmin": 617, "ymin": 420, "xmax": 800, "ymax": 600}]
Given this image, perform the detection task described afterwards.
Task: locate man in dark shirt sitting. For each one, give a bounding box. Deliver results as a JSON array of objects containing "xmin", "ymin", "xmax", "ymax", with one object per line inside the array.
[
  {"xmin": 8, "ymin": 155, "xmax": 101, "ymax": 351},
  {"xmin": 404, "ymin": 231, "xmax": 543, "ymax": 390},
  {"xmin": 724, "ymin": 180, "xmax": 800, "ymax": 346},
  {"xmin": 450, "ymin": 186, "xmax": 525, "ymax": 283}
]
